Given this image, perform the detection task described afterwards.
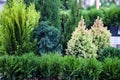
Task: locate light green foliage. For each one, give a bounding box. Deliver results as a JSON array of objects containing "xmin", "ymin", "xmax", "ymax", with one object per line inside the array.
[
  {"xmin": 66, "ymin": 18, "xmax": 97, "ymax": 58},
  {"xmin": 0, "ymin": 0, "xmax": 40, "ymax": 55},
  {"xmin": 91, "ymin": 17, "xmax": 111, "ymax": 53}
]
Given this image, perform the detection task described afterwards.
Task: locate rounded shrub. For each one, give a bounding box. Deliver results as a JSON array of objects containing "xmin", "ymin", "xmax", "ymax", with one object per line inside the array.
[
  {"xmin": 98, "ymin": 46, "xmax": 120, "ymax": 60},
  {"xmin": 66, "ymin": 18, "xmax": 97, "ymax": 58},
  {"xmin": 34, "ymin": 21, "xmax": 62, "ymax": 54}
]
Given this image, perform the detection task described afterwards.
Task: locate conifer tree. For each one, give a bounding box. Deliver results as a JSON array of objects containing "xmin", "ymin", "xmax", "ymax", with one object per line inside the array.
[
  {"xmin": 0, "ymin": 0, "xmax": 40, "ymax": 55},
  {"xmin": 66, "ymin": 18, "xmax": 97, "ymax": 58},
  {"xmin": 35, "ymin": 0, "xmax": 61, "ymax": 28},
  {"xmin": 91, "ymin": 17, "xmax": 111, "ymax": 52}
]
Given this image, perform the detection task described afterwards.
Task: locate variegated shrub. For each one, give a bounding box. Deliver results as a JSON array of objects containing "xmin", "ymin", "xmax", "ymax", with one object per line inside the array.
[
  {"xmin": 91, "ymin": 17, "xmax": 111, "ymax": 52},
  {"xmin": 66, "ymin": 18, "xmax": 97, "ymax": 58}
]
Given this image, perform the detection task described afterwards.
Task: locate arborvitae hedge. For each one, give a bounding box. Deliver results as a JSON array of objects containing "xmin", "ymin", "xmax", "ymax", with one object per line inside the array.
[
  {"xmin": 81, "ymin": 6, "xmax": 120, "ymax": 27},
  {"xmin": 0, "ymin": 53, "xmax": 120, "ymax": 80}
]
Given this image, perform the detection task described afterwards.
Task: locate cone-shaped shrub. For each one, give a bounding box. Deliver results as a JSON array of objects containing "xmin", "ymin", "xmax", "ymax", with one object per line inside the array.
[
  {"xmin": 0, "ymin": 0, "xmax": 40, "ymax": 55},
  {"xmin": 66, "ymin": 18, "xmax": 97, "ymax": 58},
  {"xmin": 91, "ymin": 17, "xmax": 111, "ymax": 52}
]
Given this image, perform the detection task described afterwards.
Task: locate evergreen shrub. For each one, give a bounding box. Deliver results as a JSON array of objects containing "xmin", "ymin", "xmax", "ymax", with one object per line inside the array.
[
  {"xmin": 38, "ymin": 53, "xmax": 63, "ymax": 80},
  {"xmin": 66, "ymin": 18, "xmax": 97, "ymax": 58},
  {"xmin": 33, "ymin": 21, "xmax": 62, "ymax": 54},
  {"xmin": 91, "ymin": 17, "xmax": 111, "ymax": 54},
  {"xmin": 0, "ymin": 54, "xmax": 120, "ymax": 80},
  {"xmin": 0, "ymin": 53, "xmax": 39, "ymax": 80},
  {"xmin": 98, "ymin": 46, "xmax": 120, "ymax": 60},
  {"xmin": 70, "ymin": 58, "xmax": 102, "ymax": 80},
  {"xmin": 100, "ymin": 58, "xmax": 120, "ymax": 80},
  {"xmin": 0, "ymin": 0, "xmax": 40, "ymax": 55}
]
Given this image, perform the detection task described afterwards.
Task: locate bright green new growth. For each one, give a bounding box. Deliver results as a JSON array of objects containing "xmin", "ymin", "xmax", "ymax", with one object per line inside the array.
[
  {"xmin": 91, "ymin": 17, "xmax": 111, "ymax": 52},
  {"xmin": 0, "ymin": 0, "xmax": 40, "ymax": 55},
  {"xmin": 66, "ymin": 18, "xmax": 97, "ymax": 58}
]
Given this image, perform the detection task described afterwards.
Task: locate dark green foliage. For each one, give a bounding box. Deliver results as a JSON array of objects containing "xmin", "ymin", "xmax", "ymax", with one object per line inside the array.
[
  {"xmin": 80, "ymin": 6, "xmax": 120, "ymax": 27},
  {"xmin": 60, "ymin": 0, "xmax": 70, "ymax": 10},
  {"xmin": 105, "ymin": 7, "xmax": 120, "ymax": 27},
  {"xmin": 62, "ymin": 55, "xmax": 80, "ymax": 80},
  {"xmin": 60, "ymin": 10, "xmax": 71, "ymax": 53},
  {"xmin": 98, "ymin": 47, "xmax": 120, "ymax": 61},
  {"xmin": 70, "ymin": 58, "xmax": 102, "ymax": 80},
  {"xmin": 35, "ymin": 0, "xmax": 61, "ymax": 28},
  {"xmin": 81, "ymin": 9, "xmax": 104, "ymax": 27},
  {"xmin": 34, "ymin": 21, "xmax": 62, "ymax": 54},
  {"xmin": 0, "ymin": 53, "xmax": 120, "ymax": 80},
  {"xmin": 23, "ymin": 0, "xmax": 36, "ymax": 6},
  {"xmin": 0, "ymin": 55, "xmax": 20, "ymax": 80},
  {"xmin": 65, "ymin": 0, "xmax": 81, "ymax": 38},
  {"xmin": 18, "ymin": 53, "xmax": 39, "ymax": 79},
  {"xmin": 38, "ymin": 53, "xmax": 63, "ymax": 79},
  {"xmin": 0, "ymin": 53, "xmax": 39, "ymax": 80},
  {"xmin": 69, "ymin": 0, "xmax": 81, "ymax": 24},
  {"xmin": 100, "ymin": 58, "xmax": 120, "ymax": 80},
  {"xmin": 60, "ymin": 0, "xmax": 81, "ymax": 52},
  {"xmin": 0, "ymin": 53, "xmax": 63, "ymax": 80}
]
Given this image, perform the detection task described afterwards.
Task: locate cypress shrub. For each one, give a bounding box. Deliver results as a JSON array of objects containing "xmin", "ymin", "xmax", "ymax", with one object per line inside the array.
[
  {"xmin": 0, "ymin": 0, "xmax": 40, "ymax": 55},
  {"xmin": 35, "ymin": 0, "xmax": 61, "ymax": 28}
]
